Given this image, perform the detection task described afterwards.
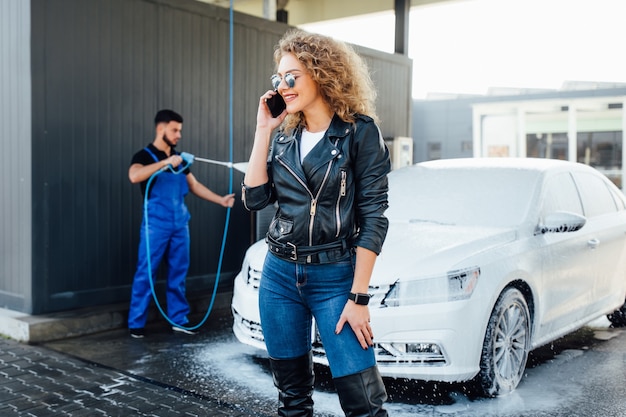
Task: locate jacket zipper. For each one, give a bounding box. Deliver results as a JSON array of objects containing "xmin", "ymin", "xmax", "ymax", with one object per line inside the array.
[
  {"xmin": 275, "ymin": 139, "xmax": 338, "ymax": 247},
  {"xmin": 241, "ymin": 185, "xmax": 247, "ymax": 210},
  {"xmin": 335, "ymin": 169, "xmax": 346, "ymax": 237}
]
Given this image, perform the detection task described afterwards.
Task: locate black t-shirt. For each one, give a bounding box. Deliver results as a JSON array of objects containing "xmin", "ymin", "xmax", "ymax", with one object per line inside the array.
[{"xmin": 130, "ymin": 143, "xmax": 190, "ymax": 197}]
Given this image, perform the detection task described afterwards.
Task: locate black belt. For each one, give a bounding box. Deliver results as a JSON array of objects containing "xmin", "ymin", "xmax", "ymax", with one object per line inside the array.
[{"xmin": 266, "ymin": 236, "xmax": 351, "ymax": 264}]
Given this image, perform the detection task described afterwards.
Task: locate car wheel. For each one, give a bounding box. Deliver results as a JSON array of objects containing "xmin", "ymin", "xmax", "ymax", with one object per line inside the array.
[
  {"xmin": 477, "ymin": 287, "xmax": 531, "ymax": 397},
  {"xmin": 607, "ymin": 299, "xmax": 626, "ymax": 327}
]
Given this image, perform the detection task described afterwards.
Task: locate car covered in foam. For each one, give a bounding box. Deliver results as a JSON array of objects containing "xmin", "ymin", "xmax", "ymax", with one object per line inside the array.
[{"xmin": 232, "ymin": 157, "xmax": 626, "ymax": 396}]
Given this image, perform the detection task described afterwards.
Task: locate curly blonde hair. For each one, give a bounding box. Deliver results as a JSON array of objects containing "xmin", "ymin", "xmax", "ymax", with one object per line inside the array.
[{"xmin": 274, "ymin": 29, "xmax": 378, "ymax": 132}]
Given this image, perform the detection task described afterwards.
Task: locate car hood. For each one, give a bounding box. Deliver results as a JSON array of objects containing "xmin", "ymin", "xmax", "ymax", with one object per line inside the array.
[{"xmin": 371, "ymin": 222, "xmax": 518, "ymax": 286}]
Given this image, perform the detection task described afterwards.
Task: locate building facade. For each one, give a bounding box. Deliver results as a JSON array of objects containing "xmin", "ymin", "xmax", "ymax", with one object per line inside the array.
[{"xmin": 413, "ymin": 85, "xmax": 626, "ymax": 190}]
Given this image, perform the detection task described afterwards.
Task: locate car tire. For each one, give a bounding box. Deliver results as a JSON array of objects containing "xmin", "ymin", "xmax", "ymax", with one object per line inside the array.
[
  {"xmin": 476, "ymin": 287, "xmax": 531, "ymax": 397},
  {"xmin": 607, "ymin": 299, "xmax": 626, "ymax": 327}
]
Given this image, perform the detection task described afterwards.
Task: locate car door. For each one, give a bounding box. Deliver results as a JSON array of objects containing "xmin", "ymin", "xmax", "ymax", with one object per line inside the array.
[
  {"xmin": 571, "ymin": 171, "xmax": 626, "ymax": 312},
  {"xmin": 534, "ymin": 171, "xmax": 594, "ymax": 341}
]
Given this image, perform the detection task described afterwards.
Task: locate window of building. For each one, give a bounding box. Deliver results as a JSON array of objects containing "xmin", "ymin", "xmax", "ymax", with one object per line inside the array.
[
  {"xmin": 526, "ymin": 133, "xmax": 568, "ymax": 160},
  {"xmin": 428, "ymin": 142, "xmax": 441, "ymax": 160},
  {"xmin": 577, "ymin": 131, "xmax": 622, "ymax": 188}
]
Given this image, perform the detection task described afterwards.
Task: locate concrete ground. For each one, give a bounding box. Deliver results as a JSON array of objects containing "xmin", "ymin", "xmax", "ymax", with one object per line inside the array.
[{"xmin": 0, "ymin": 292, "xmax": 271, "ymax": 416}]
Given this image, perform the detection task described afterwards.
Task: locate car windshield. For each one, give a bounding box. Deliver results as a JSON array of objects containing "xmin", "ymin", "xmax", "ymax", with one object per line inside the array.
[{"xmin": 386, "ymin": 165, "xmax": 541, "ymax": 228}]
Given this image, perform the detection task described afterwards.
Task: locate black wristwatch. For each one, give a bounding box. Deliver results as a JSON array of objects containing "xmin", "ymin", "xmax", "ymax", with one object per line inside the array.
[{"xmin": 348, "ymin": 292, "xmax": 371, "ymax": 305}]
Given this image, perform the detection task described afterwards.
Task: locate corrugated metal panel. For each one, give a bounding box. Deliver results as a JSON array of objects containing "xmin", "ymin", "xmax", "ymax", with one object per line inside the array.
[
  {"xmin": 0, "ymin": 0, "xmax": 32, "ymax": 311},
  {"xmin": 361, "ymin": 47, "xmax": 413, "ymax": 138},
  {"xmin": 28, "ymin": 0, "xmax": 286, "ymax": 313},
  {"xmin": 27, "ymin": 0, "xmax": 412, "ymax": 314}
]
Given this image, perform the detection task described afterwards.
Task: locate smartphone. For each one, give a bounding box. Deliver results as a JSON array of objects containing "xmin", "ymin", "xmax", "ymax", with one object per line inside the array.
[{"xmin": 266, "ymin": 92, "xmax": 286, "ymax": 118}]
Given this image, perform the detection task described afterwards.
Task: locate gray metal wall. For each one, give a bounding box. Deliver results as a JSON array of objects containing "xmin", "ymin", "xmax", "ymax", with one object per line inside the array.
[
  {"xmin": 7, "ymin": 0, "xmax": 411, "ymax": 314},
  {"xmin": 0, "ymin": 0, "xmax": 32, "ymax": 312},
  {"xmin": 412, "ymin": 99, "xmax": 474, "ymax": 162}
]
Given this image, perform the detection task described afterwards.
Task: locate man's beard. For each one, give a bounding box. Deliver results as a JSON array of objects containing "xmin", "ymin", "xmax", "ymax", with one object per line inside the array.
[{"xmin": 163, "ymin": 133, "xmax": 176, "ymax": 149}]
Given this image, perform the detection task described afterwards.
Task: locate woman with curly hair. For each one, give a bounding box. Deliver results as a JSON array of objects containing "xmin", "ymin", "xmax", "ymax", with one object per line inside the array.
[{"xmin": 242, "ymin": 29, "xmax": 390, "ymax": 417}]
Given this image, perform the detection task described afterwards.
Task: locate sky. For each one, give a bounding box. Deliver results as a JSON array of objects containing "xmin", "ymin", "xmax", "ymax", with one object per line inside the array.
[{"xmin": 300, "ymin": 0, "xmax": 626, "ymax": 99}]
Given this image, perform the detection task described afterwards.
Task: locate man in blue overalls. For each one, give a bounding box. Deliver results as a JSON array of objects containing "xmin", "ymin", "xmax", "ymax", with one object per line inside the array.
[{"xmin": 128, "ymin": 109, "xmax": 235, "ymax": 338}]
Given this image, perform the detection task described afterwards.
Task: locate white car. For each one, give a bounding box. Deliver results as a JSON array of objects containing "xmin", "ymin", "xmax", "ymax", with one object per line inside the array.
[{"xmin": 232, "ymin": 157, "xmax": 626, "ymax": 396}]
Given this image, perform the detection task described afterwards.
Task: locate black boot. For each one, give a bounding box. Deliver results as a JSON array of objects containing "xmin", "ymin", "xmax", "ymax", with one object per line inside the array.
[
  {"xmin": 333, "ymin": 366, "xmax": 388, "ymax": 417},
  {"xmin": 269, "ymin": 352, "xmax": 315, "ymax": 417}
]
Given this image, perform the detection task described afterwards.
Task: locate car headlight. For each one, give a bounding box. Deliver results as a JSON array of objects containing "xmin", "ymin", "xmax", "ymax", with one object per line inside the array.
[{"xmin": 382, "ymin": 266, "xmax": 480, "ymax": 307}]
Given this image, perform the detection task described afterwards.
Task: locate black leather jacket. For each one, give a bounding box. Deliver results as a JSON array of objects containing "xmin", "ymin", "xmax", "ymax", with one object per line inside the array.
[{"xmin": 243, "ymin": 114, "xmax": 391, "ymax": 261}]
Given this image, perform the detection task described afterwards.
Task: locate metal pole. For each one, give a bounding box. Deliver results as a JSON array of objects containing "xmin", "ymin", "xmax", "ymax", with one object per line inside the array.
[{"xmin": 394, "ymin": 0, "xmax": 410, "ymax": 55}]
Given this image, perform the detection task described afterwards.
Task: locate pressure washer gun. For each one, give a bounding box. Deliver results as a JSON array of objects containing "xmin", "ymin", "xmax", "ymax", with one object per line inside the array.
[
  {"xmin": 159, "ymin": 152, "xmax": 195, "ymax": 173},
  {"xmin": 180, "ymin": 152, "xmax": 195, "ymax": 166}
]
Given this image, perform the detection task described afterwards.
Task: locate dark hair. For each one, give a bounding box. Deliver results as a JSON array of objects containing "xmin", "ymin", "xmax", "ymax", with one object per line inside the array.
[{"xmin": 154, "ymin": 109, "xmax": 183, "ymax": 125}]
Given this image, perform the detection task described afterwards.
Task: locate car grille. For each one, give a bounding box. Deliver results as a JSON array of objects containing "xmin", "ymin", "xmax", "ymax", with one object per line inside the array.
[
  {"xmin": 232, "ymin": 308, "xmax": 264, "ymax": 342},
  {"xmin": 374, "ymin": 343, "xmax": 447, "ymax": 366},
  {"xmin": 246, "ymin": 265, "xmax": 263, "ymax": 289},
  {"xmin": 236, "ymin": 285, "xmax": 448, "ymax": 367},
  {"xmin": 312, "ymin": 323, "xmax": 447, "ymax": 367}
]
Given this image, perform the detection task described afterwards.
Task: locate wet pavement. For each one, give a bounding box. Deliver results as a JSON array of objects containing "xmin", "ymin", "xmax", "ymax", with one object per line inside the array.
[
  {"xmin": 1, "ymin": 303, "xmax": 626, "ymax": 417},
  {"xmin": 0, "ymin": 306, "xmax": 275, "ymax": 417}
]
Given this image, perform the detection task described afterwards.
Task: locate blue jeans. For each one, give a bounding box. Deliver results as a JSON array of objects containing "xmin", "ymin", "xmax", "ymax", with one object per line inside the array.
[{"xmin": 259, "ymin": 252, "xmax": 376, "ymax": 378}]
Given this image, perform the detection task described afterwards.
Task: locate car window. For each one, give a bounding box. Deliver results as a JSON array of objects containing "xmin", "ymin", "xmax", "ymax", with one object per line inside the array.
[
  {"xmin": 573, "ymin": 172, "xmax": 618, "ymax": 217},
  {"xmin": 608, "ymin": 187, "xmax": 626, "ymax": 211},
  {"xmin": 540, "ymin": 172, "xmax": 583, "ymax": 219}
]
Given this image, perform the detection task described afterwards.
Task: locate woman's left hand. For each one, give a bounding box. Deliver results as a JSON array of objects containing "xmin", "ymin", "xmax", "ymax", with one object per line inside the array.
[{"xmin": 335, "ymin": 301, "xmax": 374, "ymax": 349}]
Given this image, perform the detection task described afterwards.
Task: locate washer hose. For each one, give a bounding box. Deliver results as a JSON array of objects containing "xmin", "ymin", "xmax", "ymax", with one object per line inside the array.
[
  {"xmin": 143, "ymin": 154, "xmax": 230, "ymax": 331},
  {"xmin": 142, "ymin": 1, "xmax": 236, "ymax": 331}
]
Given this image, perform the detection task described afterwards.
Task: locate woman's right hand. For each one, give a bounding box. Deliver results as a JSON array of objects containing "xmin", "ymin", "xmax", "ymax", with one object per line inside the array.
[
  {"xmin": 257, "ymin": 90, "xmax": 287, "ymax": 130},
  {"xmin": 245, "ymin": 91, "xmax": 285, "ymax": 187}
]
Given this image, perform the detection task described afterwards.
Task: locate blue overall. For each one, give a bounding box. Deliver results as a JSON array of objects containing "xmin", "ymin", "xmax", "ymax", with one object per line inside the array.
[{"xmin": 128, "ymin": 148, "xmax": 191, "ymax": 329}]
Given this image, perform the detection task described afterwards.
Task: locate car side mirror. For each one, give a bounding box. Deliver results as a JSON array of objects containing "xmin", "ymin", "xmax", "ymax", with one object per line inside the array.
[{"xmin": 536, "ymin": 211, "xmax": 587, "ymax": 235}]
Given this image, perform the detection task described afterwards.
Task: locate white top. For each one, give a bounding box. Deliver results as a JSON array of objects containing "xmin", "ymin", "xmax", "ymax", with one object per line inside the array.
[{"xmin": 300, "ymin": 128, "xmax": 326, "ymax": 163}]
